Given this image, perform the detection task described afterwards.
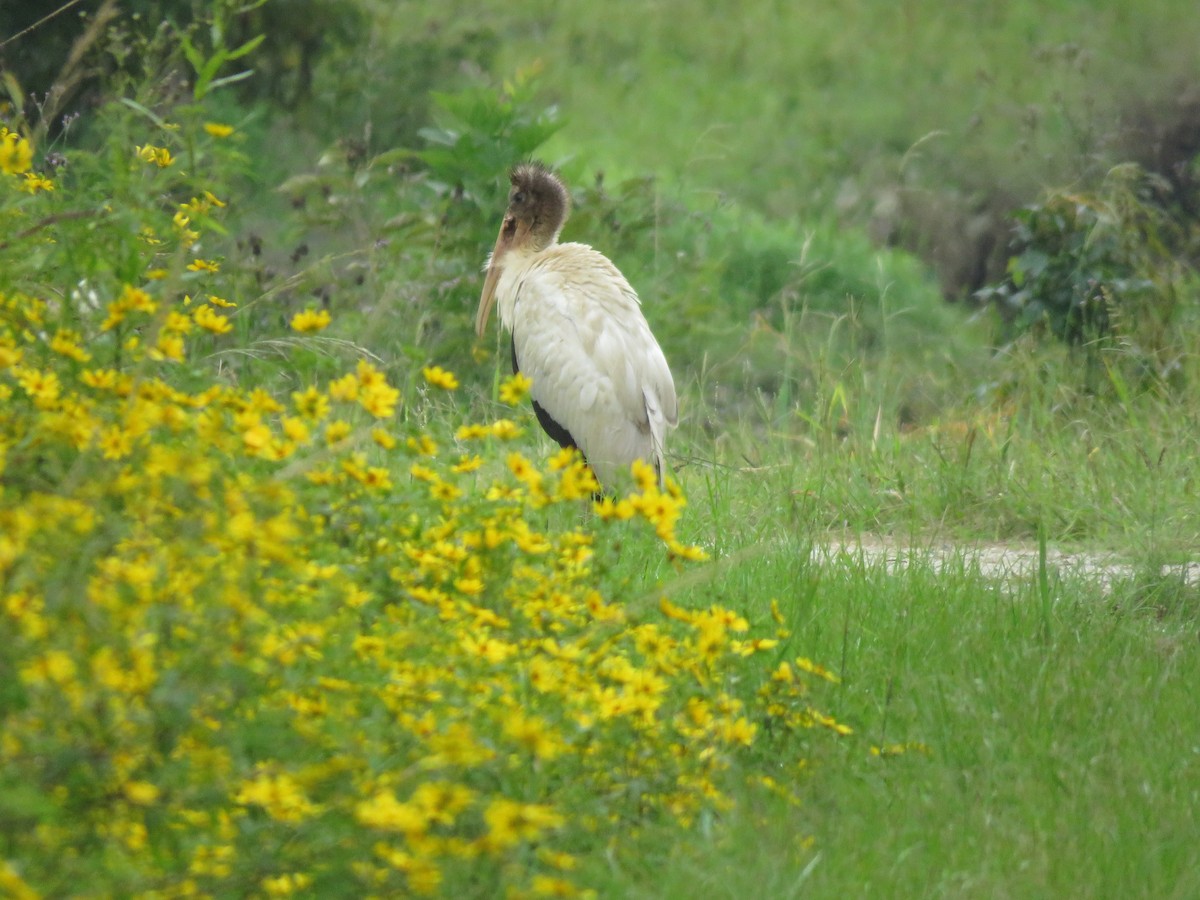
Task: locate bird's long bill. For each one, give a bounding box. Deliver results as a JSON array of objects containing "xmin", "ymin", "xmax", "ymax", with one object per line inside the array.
[
  {"xmin": 476, "ymin": 217, "xmax": 515, "ymax": 338},
  {"xmin": 476, "ymin": 258, "xmax": 502, "ymax": 339}
]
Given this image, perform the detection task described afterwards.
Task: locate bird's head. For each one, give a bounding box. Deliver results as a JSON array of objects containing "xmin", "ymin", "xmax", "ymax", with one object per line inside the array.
[{"xmin": 477, "ymin": 161, "xmax": 570, "ymax": 338}]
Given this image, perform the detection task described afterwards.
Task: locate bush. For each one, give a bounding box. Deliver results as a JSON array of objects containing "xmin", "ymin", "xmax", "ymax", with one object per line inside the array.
[
  {"xmin": 0, "ymin": 0, "xmax": 368, "ymax": 127},
  {"xmin": 978, "ymin": 164, "xmax": 1198, "ymax": 387}
]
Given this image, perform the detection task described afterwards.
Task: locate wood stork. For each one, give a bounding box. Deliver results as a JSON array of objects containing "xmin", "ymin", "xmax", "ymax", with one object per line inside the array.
[{"xmin": 477, "ymin": 161, "xmax": 677, "ymax": 490}]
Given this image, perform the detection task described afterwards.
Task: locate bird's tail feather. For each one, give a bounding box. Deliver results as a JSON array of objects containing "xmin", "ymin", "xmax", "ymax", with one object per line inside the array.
[{"xmin": 643, "ymin": 387, "xmax": 668, "ymax": 489}]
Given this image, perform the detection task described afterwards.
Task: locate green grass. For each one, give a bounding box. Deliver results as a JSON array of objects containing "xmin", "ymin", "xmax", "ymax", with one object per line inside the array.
[
  {"xmin": 353, "ymin": 0, "xmax": 1200, "ymax": 217},
  {"xmin": 579, "ymin": 335, "xmax": 1200, "ymax": 896},
  {"xmin": 589, "ymin": 482, "xmax": 1200, "ymax": 897}
]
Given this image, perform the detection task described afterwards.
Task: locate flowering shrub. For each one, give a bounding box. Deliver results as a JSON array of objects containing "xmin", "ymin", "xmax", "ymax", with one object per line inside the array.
[{"xmin": 0, "ymin": 103, "xmax": 848, "ymax": 898}]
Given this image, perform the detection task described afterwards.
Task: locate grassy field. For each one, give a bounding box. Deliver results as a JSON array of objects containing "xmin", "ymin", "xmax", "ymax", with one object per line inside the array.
[
  {"xmin": 2, "ymin": 2, "xmax": 1198, "ymax": 897},
  {"xmin": 351, "ymin": 0, "xmax": 1200, "ymax": 215},
  {"xmin": 603, "ymin": 545, "xmax": 1200, "ymax": 898}
]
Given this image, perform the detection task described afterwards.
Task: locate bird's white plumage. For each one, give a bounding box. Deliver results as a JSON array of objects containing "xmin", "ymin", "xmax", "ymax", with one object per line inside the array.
[{"xmin": 491, "ymin": 241, "xmax": 677, "ymax": 487}]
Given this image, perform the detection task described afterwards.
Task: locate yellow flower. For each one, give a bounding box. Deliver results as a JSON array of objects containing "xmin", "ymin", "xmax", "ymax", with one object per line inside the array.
[
  {"xmin": 482, "ymin": 798, "xmax": 564, "ymax": 850},
  {"xmin": 631, "ymin": 458, "xmax": 658, "ymax": 492},
  {"xmin": 556, "ymin": 459, "xmax": 600, "ymax": 500},
  {"xmin": 123, "ymin": 780, "xmax": 161, "ymax": 805},
  {"xmin": 354, "ymin": 790, "xmax": 429, "ymax": 836},
  {"xmin": 281, "ymin": 416, "xmax": 311, "ymax": 444},
  {"xmin": 547, "ymin": 447, "xmax": 580, "ymax": 470},
  {"xmin": 19, "ymin": 649, "xmax": 76, "ymax": 685},
  {"xmin": 668, "ymin": 539, "xmax": 708, "ymax": 560},
  {"xmin": 502, "ymin": 711, "xmax": 565, "ymax": 760},
  {"xmin": 422, "ymin": 365, "xmax": 459, "ymax": 390},
  {"xmin": 101, "ymin": 285, "xmax": 158, "ymax": 330},
  {"xmin": 49, "ymin": 330, "xmax": 90, "ymax": 363},
  {"xmin": 506, "ymin": 452, "xmax": 542, "ymax": 488},
  {"xmin": 204, "ymin": 122, "xmax": 235, "ymax": 138},
  {"xmin": 718, "ymin": 716, "xmax": 758, "ymax": 746},
  {"xmin": 455, "ymin": 423, "xmax": 491, "ymax": 441},
  {"xmin": 193, "ymin": 303, "xmax": 233, "ymax": 334},
  {"xmin": 499, "ymin": 372, "xmax": 532, "ymax": 404},
  {"xmin": 451, "ymin": 454, "xmax": 483, "ymax": 473},
  {"xmin": 409, "ymin": 463, "xmax": 437, "ymax": 482},
  {"xmin": 408, "ymin": 434, "xmax": 438, "ymax": 456},
  {"xmin": 594, "ymin": 496, "xmax": 635, "ymax": 520},
  {"xmin": 82, "ymin": 368, "xmax": 131, "ymax": 394},
  {"xmin": 15, "ymin": 367, "xmax": 61, "ymax": 407},
  {"xmin": 531, "ymin": 875, "xmax": 588, "ymax": 898},
  {"xmin": 136, "ymin": 144, "xmax": 174, "ymax": 167},
  {"xmin": 356, "ymin": 359, "xmax": 387, "ymax": 387},
  {"xmin": 795, "ymin": 656, "xmax": 840, "ymax": 683},
  {"xmin": 770, "ymin": 598, "xmax": 787, "ymax": 625},
  {"xmin": 240, "ymin": 418, "xmax": 271, "ymax": 453},
  {"xmin": 489, "ymin": 419, "xmax": 523, "ymax": 440},
  {"xmin": 812, "ymin": 711, "xmax": 853, "ymax": 736},
  {"xmin": 731, "ymin": 637, "xmax": 779, "ymax": 656},
  {"xmin": 98, "ymin": 425, "xmax": 135, "ymax": 459},
  {"xmin": 186, "ymin": 258, "xmax": 220, "ymax": 273},
  {"xmin": 460, "ymin": 633, "xmax": 516, "ymax": 663},
  {"xmin": 328, "ymin": 372, "xmax": 359, "ymax": 401},
  {"xmin": 363, "ymin": 466, "xmax": 392, "ymax": 490},
  {"xmin": 0, "ymin": 860, "xmax": 40, "ymax": 900},
  {"xmin": 234, "ymin": 772, "xmax": 319, "ymax": 823},
  {"xmin": 290, "ymin": 309, "xmax": 331, "ymax": 333},
  {"xmin": 153, "ymin": 332, "xmax": 186, "ymax": 362},
  {"xmin": 359, "ymin": 380, "xmax": 400, "ymax": 418},
  {"xmin": 536, "ymin": 849, "xmax": 579, "ymax": 871},
  {"xmin": 411, "ymin": 781, "xmax": 474, "ymax": 827},
  {"xmin": 0, "ymin": 337, "xmax": 23, "ymax": 368},
  {"xmin": 180, "ymin": 192, "xmax": 226, "ymax": 216},
  {"xmin": 454, "ymin": 576, "xmax": 484, "ymax": 596},
  {"xmin": 324, "ymin": 420, "xmax": 352, "ymax": 444},
  {"xmin": 292, "ymin": 386, "xmax": 330, "ymax": 421},
  {"xmin": 261, "ymin": 873, "xmax": 313, "ymax": 897},
  {"xmin": 163, "ymin": 311, "xmax": 193, "ymax": 334},
  {"xmin": 247, "ymin": 387, "xmax": 284, "ymax": 414},
  {"xmin": 0, "ymin": 128, "xmax": 33, "ymax": 174},
  {"xmin": 19, "ymin": 172, "xmax": 54, "ymax": 193}
]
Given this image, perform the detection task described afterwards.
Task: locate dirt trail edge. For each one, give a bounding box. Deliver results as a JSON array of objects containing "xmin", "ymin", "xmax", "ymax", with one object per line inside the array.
[{"xmin": 816, "ymin": 537, "xmax": 1200, "ymax": 592}]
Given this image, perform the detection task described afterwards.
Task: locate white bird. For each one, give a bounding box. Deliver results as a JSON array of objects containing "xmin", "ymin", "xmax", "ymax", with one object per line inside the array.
[{"xmin": 477, "ymin": 161, "xmax": 677, "ymax": 490}]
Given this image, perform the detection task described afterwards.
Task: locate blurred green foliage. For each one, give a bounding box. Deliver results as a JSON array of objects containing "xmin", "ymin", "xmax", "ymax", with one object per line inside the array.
[
  {"xmin": 255, "ymin": 69, "xmax": 979, "ymax": 429},
  {"xmin": 10, "ymin": 0, "xmax": 1197, "ymax": 415},
  {"xmin": 0, "ymin": 0, "xmax": 367, "ymax": 129},
  {"xmin": 415, "ymin": 69, "xmax": 563, "ymax": 209},
  {"xmin": 978, "ymin": 164, "xmax": 1198, "ymax": 387}
]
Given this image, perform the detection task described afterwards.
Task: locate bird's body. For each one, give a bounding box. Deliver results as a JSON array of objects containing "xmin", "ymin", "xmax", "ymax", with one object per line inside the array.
[{"xmin": 478, "ymin": 163, "xmax": 677, "ymax": 489}]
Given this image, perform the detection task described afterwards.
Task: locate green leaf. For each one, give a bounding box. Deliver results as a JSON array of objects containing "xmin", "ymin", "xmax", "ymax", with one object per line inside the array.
[
  {"xmin": 207, "ymin": 70, "xmax": 257, "ymax": 93},
  {"xmin": 226, "ymin": 33, "xmax": 267, "ymax": 62},
  {"xmin": 196, "ymin": 48, "xmax": 230, "ymax": 96},
  {"xmin": 119, "ymin": 98, "xmax": 169, "ymax": 129},
  {"xmin": 179, "ymin": 34, "xmax": 205, "ymax": 75}
]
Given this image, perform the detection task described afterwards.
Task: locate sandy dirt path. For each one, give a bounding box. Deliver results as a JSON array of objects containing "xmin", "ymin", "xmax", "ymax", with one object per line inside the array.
[{"xmin": 815, "ymin": 536, "xmax": 1200, "ymax": 592}]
